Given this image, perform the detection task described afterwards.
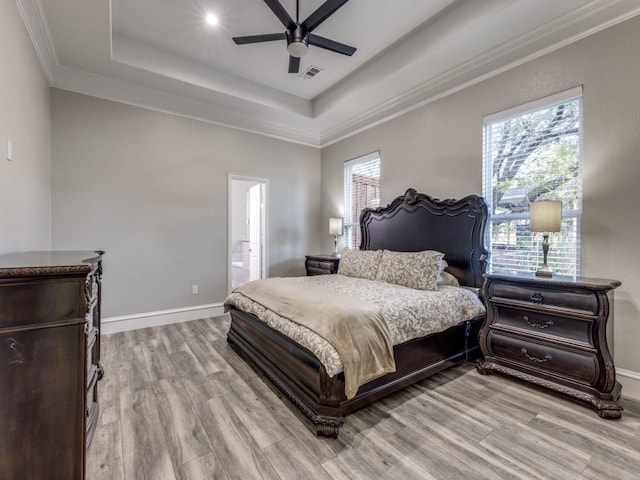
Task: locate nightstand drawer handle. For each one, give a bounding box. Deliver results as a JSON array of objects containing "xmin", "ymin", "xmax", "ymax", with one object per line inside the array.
[
  {"xmin": 521, "ymin": 348, "xmax": 552, "ymax": 363},
  {"xmin": 524, "ymin": 315, "xmax": 554, "ymax": 329},
  {"xmin": 530, "ymin": 292, "xmax": 544, "ymax": 303}
]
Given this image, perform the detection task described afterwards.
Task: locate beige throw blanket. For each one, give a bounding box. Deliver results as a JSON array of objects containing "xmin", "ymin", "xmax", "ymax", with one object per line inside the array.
[{"xmin": 233, "ymin": 278, "xmax": 396, "ymax": 399}]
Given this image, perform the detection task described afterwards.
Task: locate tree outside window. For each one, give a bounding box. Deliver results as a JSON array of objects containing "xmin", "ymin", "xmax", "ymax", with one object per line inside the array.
[{"xmin": 483, "ymin": 88, "xmax": 582, "ymax": 276}]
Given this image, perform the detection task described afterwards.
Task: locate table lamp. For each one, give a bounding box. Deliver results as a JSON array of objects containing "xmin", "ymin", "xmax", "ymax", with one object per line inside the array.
[
  {"xmin": 329, "ymin": 217, "xmax": 343, "ymax": 255},
  {"xmin": 530, "ymin": 200, "xmax": 562, "ymax": 277}
]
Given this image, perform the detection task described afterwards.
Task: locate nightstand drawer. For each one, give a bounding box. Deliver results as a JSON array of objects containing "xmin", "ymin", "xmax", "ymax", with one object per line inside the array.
[
  {"xmin": 488, "ymin": 282, "xmax": 598, "ymax": 314},
  {"xmin": 487, "ymin": 330, "xmax": 599, "ymax": 385},
  {"xmin": 491, "ymin": 304, "xmax": 593, "ymax": 346},
  {"xmin": 307, "ymin": 260, "xmax": 333, "ymax": 271},
  {"xmin": 305, "ymin": 255, "xmax": 340, "ymax": 276}
]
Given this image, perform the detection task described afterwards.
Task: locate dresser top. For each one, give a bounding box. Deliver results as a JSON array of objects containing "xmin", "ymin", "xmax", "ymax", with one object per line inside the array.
[
  {"xmin": 487, "ymin": 270, "xmax": 621, "ymax": 290},
  {"xmin": 0, "ymin": 251, "xmax": 103, "ymax": 277}
]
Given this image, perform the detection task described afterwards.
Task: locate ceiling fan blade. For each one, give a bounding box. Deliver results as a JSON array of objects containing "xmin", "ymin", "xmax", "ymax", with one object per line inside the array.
[
  {"xmin": 263, "ymin": 0, "xmax": 296, "ymax": 30},
  {"xmin": 308, "ymin": 34, "xmax": 356, "ymax": 56},
  {"xmin": 301, "ymin": 0, "xmax": 350, "ymax": 33},
  {"xmin": 288, "ymin": 55, "xmax": 300, "ymax": 74},
  {"xmin": 233, "ymin": 33, "xmax": 286, "ymax": 45}
]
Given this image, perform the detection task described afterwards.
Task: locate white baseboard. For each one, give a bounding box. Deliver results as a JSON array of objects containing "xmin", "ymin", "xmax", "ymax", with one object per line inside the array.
[
  {"xmin": 617, "ymin": 368, "xmax": 640, "ymax": 401},
  {"xmin": 102, "ymin": 303, "xmax": 225, "ymax": 334}
]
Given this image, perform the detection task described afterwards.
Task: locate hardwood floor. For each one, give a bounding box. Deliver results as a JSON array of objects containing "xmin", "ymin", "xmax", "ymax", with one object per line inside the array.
[{"xmin": 88, "ymin": 315, "xmax": 640, "ymax": 479}]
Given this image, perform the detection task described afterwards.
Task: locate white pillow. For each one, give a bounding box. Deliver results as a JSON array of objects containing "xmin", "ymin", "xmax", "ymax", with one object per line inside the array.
[
  {"xmin": 438, "ymin": 270, "xmax": 460, "ymax": 286},
  {"xmin": 438, "ymin": 260, "xmax": 460, "ymax": 286}
]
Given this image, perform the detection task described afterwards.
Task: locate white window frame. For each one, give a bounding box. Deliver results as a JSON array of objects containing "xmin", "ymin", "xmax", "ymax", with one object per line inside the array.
[
  {"xmin": 482, "ymin": 86, "xmax": 583, "ymax": 276},
  {"xmin": 344, "ymin": 151, "xmax": 381, "ymax": 250}
]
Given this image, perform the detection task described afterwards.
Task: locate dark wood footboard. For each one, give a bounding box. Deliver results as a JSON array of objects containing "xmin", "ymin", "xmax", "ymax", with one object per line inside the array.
[{"xmin": 227, "ymin": 307, "xmax": 483, "ymax": 437}]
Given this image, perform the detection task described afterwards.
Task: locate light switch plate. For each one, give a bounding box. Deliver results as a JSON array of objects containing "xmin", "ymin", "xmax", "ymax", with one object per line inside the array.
[{"xmin": 7, "ymin": 140, "xmax": 12, "ymax": 161}]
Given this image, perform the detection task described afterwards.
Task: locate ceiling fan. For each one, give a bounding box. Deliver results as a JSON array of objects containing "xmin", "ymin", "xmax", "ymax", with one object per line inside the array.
[{"xmin": 232, "ymin": 0, "xmax": 356, "ymax": 74}]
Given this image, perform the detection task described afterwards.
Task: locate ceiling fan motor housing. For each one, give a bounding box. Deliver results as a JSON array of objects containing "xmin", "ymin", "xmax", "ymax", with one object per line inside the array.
[
  {"xmin": 232, "ymin": 0, "xmax": 355, "ymax": 72},
  {"xmin": 286, "ymin": 26, "xmax": 309, "ymax": 57}
]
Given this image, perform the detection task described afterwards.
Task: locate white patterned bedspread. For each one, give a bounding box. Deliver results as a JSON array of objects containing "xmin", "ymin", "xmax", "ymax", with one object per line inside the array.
[{"xmin": 225, "ymin": 274, "xmax": 485, "ymax": 377}]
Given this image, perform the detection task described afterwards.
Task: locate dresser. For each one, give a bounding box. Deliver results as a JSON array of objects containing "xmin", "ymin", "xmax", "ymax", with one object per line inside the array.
[
  {"xmin": 477, "ymin": 272, "xmax": 622, "ymax": 418},
  {"xmin": 305, "ymin": 254, "xmax": 340, "ymax": 276},
  {"xmin": 0, "ymin": 251, "xmax": 104, "ymax": 479}
]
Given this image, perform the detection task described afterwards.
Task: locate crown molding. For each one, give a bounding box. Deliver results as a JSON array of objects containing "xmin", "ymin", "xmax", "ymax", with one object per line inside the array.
[
  {"xmin": 319, "ymin": 0, "xmax": 640, "ymax": 146},
  {"xmin": 15, "ymin": 0, "xmax": 640, "ymax": 149},
  {"xmin": 15, "ymin": 0, "xmax": 58, "ymax": 82},
  {"xmin": 50, "ymin": 65, "xmax": 322, "ymax": 147}
]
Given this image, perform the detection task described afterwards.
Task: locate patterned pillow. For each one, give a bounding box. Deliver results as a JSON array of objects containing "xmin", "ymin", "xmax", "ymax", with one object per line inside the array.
[
  {"xmin": 376, "ymin": 250, "xmax": 445, "ymax": 290},
  {"xmin": 337, "ymin": 247, "xmax": 383, "ymax": 280}
]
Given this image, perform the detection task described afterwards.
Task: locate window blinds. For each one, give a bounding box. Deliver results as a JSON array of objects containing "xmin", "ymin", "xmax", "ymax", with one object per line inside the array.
[
  {"xmin": 344, "ymin": 152, "xmax": 380, "ymax": 249},
  {"xmin": 482, "ymin": 87, "xmax": 583, "ymax": 276}
]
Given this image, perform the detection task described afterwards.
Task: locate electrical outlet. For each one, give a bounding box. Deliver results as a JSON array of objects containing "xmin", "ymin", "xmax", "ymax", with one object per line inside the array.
[{"xmin": 191, "ymin": 284, "xmax": 198, "ymax": 295}]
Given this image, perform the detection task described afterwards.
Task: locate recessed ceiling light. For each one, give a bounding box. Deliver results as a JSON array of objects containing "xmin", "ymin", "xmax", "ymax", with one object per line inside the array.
[{"xmin": 205, "ymin": 13, "xmax": 219, "ymax": 26}]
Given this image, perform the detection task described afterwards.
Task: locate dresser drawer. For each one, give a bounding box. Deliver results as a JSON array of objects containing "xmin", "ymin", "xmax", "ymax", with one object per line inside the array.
[
  {"xmin": 491, "ymin": 304, "xmax": 593, "ymax": 346},
  {"xmin": 488, "ymin": 281, "xmax": 598, "ymax": 314},
  {"xmin": 0, "ymin": 280, "xmax": 82, "ymax": 328},
  {"xmin": 487, "ymin": 330, "xmax": 599, "ymax": 385}
]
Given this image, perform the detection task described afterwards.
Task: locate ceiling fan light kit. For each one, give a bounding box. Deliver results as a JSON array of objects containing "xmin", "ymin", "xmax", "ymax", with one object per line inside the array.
[
  {"xmin": 287, "ymin": 41, "xmax": 308, "ymax": 57},
  {"xmin": 232, "ymin": 0, "xmax": 356, "ymax": 73},
  {"xmin": 286, "ymin": 26, "xmax": 309, "ymax": 57}
]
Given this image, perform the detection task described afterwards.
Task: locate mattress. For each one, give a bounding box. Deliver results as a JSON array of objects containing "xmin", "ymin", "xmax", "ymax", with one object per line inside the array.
[{"xmin": 224, "ymin": 274, "xmax": 486, "ymax": 377}]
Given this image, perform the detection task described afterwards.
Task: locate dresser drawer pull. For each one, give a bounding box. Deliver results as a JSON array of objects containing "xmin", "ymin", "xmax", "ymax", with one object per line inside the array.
[
  {"xmin": 530, "ymin": 292, "xmax": 544, "ymax": 303},
  {"xmin": 521, "ymin": 348, "xmax": 552, "ymax": 363},
  {"xmin": 523, "ymin": 315, "xmax": 554, "ymax": 329}
]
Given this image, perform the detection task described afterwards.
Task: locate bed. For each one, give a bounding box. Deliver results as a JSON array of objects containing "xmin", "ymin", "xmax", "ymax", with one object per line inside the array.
[{"xmin": 225, "ymin": 188, "xmax": 489, "ymax": 437}]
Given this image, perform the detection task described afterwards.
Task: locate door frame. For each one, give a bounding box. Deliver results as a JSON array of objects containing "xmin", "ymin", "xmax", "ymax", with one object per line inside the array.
[{"xmin": 228, "ymin": 174, "xmax": 269, "ymax": 292}]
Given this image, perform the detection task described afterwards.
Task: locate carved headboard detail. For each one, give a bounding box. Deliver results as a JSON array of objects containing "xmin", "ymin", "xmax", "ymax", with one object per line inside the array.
[{"xmin": 359, "ymin": 188, "xmax": 489, "ymax": 288}]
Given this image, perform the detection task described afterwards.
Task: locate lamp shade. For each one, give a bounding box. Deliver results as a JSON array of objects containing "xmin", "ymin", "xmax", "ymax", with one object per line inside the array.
[
  {"xmin": 329, "ymin": 217, "xmax": 343, "ymax": 235},
  {"xmin": 530, "ymin": 201, "xmax": 562, "ymax": 232}
]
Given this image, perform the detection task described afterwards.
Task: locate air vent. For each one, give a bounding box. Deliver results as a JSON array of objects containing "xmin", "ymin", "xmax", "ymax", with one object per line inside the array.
[{"xmin": 300, "ymin": 65, "xmax": 323, "ymax": 80}]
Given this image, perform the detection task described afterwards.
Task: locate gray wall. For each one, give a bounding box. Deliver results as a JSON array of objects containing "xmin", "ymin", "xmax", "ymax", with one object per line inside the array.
[
  {"xmin": 0, "ymin": 0, "xmax": 51, "ymax": 254},
  {"xmin": 51, "ymin": 89, "xmax": 321, "ymax": 317},
  {"xmin": 321, "ymin": 16, "xmax": 640, "ymax": 372}
]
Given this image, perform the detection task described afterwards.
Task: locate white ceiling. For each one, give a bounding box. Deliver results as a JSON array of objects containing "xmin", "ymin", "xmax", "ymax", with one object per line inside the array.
[{"xmin": 18, "ymin": 0, "xmax": 640, "ymax": 147}]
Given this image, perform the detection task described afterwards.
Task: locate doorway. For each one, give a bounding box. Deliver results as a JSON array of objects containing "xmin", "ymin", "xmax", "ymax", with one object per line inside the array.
[{"xmin": 228, "ymin": 175, "xmax": 268, "ymax": 291}]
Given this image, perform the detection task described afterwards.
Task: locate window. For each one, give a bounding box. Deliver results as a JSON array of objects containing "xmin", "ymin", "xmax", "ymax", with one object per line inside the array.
[
  {"xmin": 344, "ymin": 152, "xmax": 381, "ymax": 249},
  {"xmin": 482, "ymin": 87, "xmax": 582, "ymax": 276}
]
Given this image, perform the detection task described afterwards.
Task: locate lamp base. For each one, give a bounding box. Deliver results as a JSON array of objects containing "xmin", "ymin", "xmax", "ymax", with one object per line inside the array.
[
  {"xmin": 535, "ymin": 264, "xmax": 553, "ymax": 277},
  {"xmin": 536, "ymin": 233, "xmax": 553, "ymax": 277}
]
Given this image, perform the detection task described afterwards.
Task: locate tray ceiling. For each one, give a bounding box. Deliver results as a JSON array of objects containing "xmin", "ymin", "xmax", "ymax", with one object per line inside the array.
[{"xmin": 17, "ymin": 0, "xmax": 640, "ymax": 146}]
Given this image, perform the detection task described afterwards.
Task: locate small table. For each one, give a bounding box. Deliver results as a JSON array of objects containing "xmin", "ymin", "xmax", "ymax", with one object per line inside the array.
[
  {"xmin": 305, "ymin": 254, "xmax": 340, "ymax": 276},
  {"xmin": 476, "ymin": 271, "xmax": 622, "ymax": 419}
]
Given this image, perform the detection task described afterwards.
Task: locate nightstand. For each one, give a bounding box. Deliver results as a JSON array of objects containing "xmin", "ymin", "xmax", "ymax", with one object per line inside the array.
[
  {"xmin": 476, "ymin": 271, "xmax": 622, "ymax": 419},
  {"xmin": 305, "ymin": 254, "xmax": 340, "ymax": 276}
]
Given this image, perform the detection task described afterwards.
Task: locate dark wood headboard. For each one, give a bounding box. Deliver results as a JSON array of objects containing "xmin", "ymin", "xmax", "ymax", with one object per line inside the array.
[{"xmin": 359, "ymin": 188, "xmax": 489, "ymax": 288}]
